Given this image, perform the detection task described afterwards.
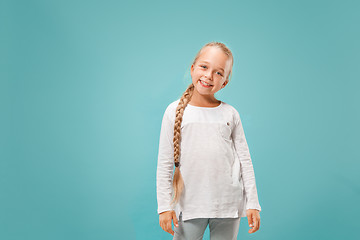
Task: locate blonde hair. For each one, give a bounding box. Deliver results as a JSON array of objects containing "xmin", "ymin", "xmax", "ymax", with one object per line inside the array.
[{"xmin": 170, "ymin": 41, "xmax": 234, "ymax": 206}]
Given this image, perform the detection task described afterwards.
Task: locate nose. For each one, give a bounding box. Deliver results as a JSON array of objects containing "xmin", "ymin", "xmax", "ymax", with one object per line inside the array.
[{"xmin": 204, "ymin": 69, "xmax": 212, "ymax": 80}]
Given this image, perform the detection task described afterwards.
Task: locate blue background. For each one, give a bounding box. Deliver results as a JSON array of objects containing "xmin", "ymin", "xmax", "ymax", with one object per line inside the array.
[{"xmin": 1, "ymin": 0, "xmax": 359, "ymax": 239}]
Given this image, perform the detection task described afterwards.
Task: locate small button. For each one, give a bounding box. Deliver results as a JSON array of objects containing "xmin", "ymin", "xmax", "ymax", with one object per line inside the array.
[{"xmin": 227, "ymin": 122, "xmax": 230, "ymax": 126}]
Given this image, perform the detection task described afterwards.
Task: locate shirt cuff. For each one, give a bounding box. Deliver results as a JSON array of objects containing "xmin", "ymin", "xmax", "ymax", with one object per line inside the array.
[
  {"xmin": 158, "ymin": 207, "xmax": 175, "ymax": 215},
  {"xmin": 245, "ymin": 203, "xmax": 261, "ymax": 212}
]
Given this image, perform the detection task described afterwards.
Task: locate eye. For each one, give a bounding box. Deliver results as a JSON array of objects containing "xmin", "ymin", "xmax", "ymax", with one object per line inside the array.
[
  {"xmin": 200, "ymin": 65, "xmax": 207, "ymax": 69},
  {"xmin": 216, "ymin": 71, "xmax": 223, "ymax": 76}
]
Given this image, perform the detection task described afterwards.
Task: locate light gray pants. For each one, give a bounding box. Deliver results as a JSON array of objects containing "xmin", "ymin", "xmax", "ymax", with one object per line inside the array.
[{"xmin": 173, "ymin": 212, "xmax": 241, "ymax": 240}]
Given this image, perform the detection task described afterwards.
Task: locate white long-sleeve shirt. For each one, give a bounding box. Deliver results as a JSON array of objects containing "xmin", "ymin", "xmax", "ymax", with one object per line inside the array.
[{"xmin": 156, "ymin": 99, "xmax": 261, "ymax": 221}]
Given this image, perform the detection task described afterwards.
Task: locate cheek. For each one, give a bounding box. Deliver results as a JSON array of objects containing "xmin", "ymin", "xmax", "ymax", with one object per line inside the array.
[{"xmin": 192, "ymin": 72, "xmax": 201, "ymax": 79}]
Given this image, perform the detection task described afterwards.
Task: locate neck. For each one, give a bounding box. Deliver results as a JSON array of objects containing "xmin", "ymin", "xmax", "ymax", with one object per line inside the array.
[{"xmin": 189, "ymin": 91, "xmax": 220, "ymax": 107}]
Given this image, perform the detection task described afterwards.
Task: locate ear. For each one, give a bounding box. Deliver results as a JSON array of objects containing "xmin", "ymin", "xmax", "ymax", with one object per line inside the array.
[
  {"xmin": 222, "ymin": 79, "xmax": 229, "ymax": 88},
  {"xmin": 190, "ymin": 64, "xmax": 194, "ymax": 74}
]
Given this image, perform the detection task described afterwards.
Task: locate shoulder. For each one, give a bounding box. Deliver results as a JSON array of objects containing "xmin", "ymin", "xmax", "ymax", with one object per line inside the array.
[
  {"xmin": 221, "ymin": 101, "xmax": 242, "ymax": 126},
  {"xmin": 163, "ymin": 99, "xmax": 180, "ymax": 119},
  {"xmin": 168, "ymin": 99, "xmax": 180, "ymax": 110},
  {"xmin": 221, "ymin": 101, "xmax": 240, "ymax": 118}
]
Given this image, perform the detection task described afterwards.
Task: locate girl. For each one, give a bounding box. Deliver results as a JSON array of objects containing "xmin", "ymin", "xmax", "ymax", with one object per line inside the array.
[{"xmin": 156, "ymin": 42, "xmax": 261, "ymax": 240}]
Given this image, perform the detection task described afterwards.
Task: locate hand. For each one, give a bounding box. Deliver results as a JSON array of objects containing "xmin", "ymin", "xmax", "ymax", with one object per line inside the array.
[
  {"xmin": 159, "ymin": 210, "xmax": 179, "ymax": 236},
  {"xmin": 246, "ymin": 209, "xmax": 260, "ymax": 234}
]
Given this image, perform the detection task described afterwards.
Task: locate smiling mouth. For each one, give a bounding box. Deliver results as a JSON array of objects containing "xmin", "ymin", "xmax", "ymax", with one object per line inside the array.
[{"xmin": 199, "ymin": 80, "xmax": 213, "ymax": 87}]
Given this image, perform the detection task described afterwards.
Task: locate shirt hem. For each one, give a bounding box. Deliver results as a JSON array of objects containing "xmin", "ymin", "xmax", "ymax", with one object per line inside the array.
[{"xmin": 181, "ymin": 210, "xmax": 240, "ymax": 222}]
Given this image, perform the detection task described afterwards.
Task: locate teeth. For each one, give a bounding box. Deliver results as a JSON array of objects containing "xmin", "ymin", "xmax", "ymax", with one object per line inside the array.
[{"xmin": 201, "ymin": 80, "xmax": 211, "ymax": 86}]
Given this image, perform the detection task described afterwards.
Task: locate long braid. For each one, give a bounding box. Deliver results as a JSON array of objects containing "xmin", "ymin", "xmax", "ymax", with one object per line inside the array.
[{"xmin": 170, "ymin": 83, "xmax": 194, "ymax": 206}]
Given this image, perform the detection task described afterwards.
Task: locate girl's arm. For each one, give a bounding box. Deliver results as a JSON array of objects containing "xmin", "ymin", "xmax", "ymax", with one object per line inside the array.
[
  {"xmin": 156, "ymin": 107, "xmax": 175, "ymax": 214},
  {"xmin": 232, "ymin": 110, "xmax": 262, "ymax": 212}
]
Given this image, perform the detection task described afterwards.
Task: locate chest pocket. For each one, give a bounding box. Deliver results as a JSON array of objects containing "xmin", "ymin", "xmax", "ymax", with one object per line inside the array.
[{"xmin": 218, "ymin": 121, "xmax": 233, "ymax": 142}]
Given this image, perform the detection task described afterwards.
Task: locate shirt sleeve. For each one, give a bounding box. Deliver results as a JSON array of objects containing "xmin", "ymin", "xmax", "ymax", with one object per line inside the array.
[
  {"xmin": 231, "ymin": 110, "xmax": 262, "ymax": 212},
  {"xmin": 156, "ymin": 106, "xmax": 175, "ymax": 214}
]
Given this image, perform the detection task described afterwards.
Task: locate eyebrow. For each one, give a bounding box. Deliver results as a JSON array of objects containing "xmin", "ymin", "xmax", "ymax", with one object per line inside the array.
[{"xmin": 199, "ymin": 61, "xmax": 225, "ymax": 72}]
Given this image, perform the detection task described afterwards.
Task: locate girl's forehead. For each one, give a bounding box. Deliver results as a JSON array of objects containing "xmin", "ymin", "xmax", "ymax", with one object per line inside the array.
[
  {"xmin": 200, "ymin": 47, "xmax": 227, "ymax": 60},
  {"xmin": 197, "ymin": 47, "xmax": 229, "ymax": 68}
]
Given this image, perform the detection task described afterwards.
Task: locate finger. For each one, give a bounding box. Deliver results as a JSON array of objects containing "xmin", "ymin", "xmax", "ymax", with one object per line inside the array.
[
  {"xmin": 249, "ymin": 225, "xmax": 257, "ymax": 233},
  {"xmin": 173, "ymin": 213, "xmax": 179, "ymax": 227},
  {"xmin": 247, "ymin": 213, "xmax": 253, "ymax": 227},
  {"xmin": 165, "ymin": 222, "xmax": 174, "ymax": 235},
  {"xmin": 253, "ymin": 218, "xmax": 259, "ymax": 231},
  {"xmin": 248, "ymin": 217, "xmax": 256, "ymax": 233},
  {"xmin": 253, "ymin": 214, "xmax": 260, "ymax": 229},
  {"xmin": 161, "ymin": 220, "xmax": 169, "ymax": 232},
  {"xmin": 160, "ymin": 222, "xmax": 166, "ymax": 232},
  {"xmin": 249, "ymin": 219, "xmax": 260, "ymax": 233}
]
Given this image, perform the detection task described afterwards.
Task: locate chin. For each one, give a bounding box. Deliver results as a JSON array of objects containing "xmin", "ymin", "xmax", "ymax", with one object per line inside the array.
[{"xmin": 196, "ymin": 89, "xmax": 212, "ymax": 96}]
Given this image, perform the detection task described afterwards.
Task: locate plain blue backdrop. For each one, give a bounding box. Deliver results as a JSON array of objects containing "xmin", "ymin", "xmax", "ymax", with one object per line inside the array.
[{"xmin": 1, "ymin": 0, "xmax": 359, "ymax": 239}]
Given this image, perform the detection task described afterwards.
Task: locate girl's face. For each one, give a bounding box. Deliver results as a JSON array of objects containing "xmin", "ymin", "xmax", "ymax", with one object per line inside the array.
[{"xmin": 190, "ymin": 46, "xmax": 230, "ymax": 97}]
